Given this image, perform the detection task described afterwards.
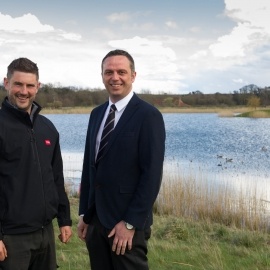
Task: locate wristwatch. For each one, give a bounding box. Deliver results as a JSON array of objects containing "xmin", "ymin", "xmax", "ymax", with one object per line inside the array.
[{"xmin": 125, "ymin": 222, "xmax": 135, "ymax": 230}]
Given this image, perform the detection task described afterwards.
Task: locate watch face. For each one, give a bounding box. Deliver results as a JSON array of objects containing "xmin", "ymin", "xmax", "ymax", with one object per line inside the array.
[{"xmin": 125, "ymin": 223, "xmax": 134, "ymax": 230}]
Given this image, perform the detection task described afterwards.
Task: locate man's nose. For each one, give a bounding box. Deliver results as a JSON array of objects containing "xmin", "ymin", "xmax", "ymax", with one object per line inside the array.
[
  {"xmin": 20, "ymin": 85, "xmax": 28, "ymax": 94},
  {"xmin": 112, "ymin": 72, "xmax": 119, "ymax": 80}
]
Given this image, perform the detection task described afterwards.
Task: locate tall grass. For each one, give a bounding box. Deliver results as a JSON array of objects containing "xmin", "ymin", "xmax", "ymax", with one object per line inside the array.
[
  {"xmin": 155, "ymin": 163, "xmax": 269, "ymax": 231},
  {"xmin": 56, "ymin": 162, "xmax": 270, "ymax": 269}
]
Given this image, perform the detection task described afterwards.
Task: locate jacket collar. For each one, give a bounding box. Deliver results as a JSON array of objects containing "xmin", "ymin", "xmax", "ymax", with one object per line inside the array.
[{"xmin": 2, "ymin": 97, "xmax": 42, "ymax": 125}]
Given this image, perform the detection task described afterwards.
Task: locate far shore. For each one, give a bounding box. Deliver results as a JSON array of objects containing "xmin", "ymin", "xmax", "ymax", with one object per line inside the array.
[
  {"xmin": 41, "ymin": 106, "xmax": 254, "ymax": 115},
  {"xmin": 41, "ymin": 106, "xmax": 270, "ymax": 118}
]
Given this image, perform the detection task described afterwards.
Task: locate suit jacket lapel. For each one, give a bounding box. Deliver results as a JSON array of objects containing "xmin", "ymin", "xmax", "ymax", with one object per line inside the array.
[{"xmin": 101, "ymin": 94, "xmax": 140, "ymax": 158}]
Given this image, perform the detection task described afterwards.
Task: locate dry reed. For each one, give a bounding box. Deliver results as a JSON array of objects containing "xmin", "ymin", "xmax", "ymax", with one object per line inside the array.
[
  {"xmin": 249, "ymin": 110, "xmax": 270, "ymax": 118},
  {"xmin": 155, "ymin": 163, "xmax": 269, "ymax": 231}
]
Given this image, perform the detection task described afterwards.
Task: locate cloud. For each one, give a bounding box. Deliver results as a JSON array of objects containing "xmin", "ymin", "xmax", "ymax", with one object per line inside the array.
[
  {"xmin": 189, "ymin": 26, "xmax": 201, "ymax": 33},
  {"xmin": 106, "ymin": 12, "xmax": 131, "ymax": 23},
  {"xmin": 184, "ymin": 0, "xmax": 270, "ymax": 93},
  {"xmin": 0, "ymin": 12, "xmax": 54, "ymax": 33},
  {"xmin": 0, "ymin": 12, "xmax": 102, "ymax": 88},
  {"xmin": 108, "ymin": 36, "xmax": 183, "ymax": 93},
  {"xmin": 233, "ymin": 78, "xmax": 244, "ymax": 83},
  {"xmin": 165, "ymin": 21, "xmax": 178, "ymax": 29},
  {"xmin": 209, "ymin": 0, "xmax": 270, "ymax": 60},
  {"xmin": 59, "ymin": 32, "xmax": 82, "ymax": 41}
]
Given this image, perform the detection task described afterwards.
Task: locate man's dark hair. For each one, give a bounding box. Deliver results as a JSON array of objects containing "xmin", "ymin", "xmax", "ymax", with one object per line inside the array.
[
  {"xmin": 7, "ymin": 57, "xmax": 39, "ymax": 80},
  {"xmin": 101, "ymin": 49, "xmax": 135, "ymax": 72}
]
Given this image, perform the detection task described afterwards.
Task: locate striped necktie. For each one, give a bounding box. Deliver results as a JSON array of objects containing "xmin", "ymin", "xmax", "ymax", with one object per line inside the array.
[{"xmin": 96, "ymin": 104, "xmax": 117, "ymax": 163}]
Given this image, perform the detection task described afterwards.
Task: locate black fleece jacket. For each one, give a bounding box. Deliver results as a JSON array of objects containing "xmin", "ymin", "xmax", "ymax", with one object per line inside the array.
[{"xmin": 0, "ymin": 97, "xmax": 72, "ymax": 239}]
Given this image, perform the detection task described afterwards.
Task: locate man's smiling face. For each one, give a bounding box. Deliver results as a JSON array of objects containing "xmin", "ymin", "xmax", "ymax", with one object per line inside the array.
[
  {"xmin": 102, "ymin": 55, "xmax": 136, "ymax": 103},
  {"xmin": 4, "ymin": 71, "xmax": 40, "ymax": 113}
]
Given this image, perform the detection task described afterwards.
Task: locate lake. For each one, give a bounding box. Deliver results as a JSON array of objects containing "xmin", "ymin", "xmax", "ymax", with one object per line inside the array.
[{"xmin": 45, "ymin": 113, "xmax": 270, "ymax": 200}]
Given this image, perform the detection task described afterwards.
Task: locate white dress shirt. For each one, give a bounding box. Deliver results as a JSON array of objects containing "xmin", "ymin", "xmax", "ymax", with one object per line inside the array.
[{"xmin": 95, "ymin": 91, "xmax": 134, "ymax": 160}]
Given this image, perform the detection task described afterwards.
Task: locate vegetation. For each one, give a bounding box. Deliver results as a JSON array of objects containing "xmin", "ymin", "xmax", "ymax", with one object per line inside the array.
[
  {"xmin": 237, "ymin": 109, "xmax": 270, "ymax": 118},
  {"xmin": 55, "ymin": 168, "xmax": 270, "ymax": 270},
  {"xmin": 1, "ymin": 83, "xmax": 270, "ymax": 109}
]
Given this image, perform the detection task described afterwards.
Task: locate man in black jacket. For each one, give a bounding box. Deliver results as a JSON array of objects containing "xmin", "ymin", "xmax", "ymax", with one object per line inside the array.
[{"xmin": 0, "ymin": 58, "xmax": 72, "ymax": 270}]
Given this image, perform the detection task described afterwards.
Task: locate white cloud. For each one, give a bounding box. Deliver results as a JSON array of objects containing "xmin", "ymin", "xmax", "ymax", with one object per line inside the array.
[
  {"xmin": 0, "ymin": 13, "xmax": 54, "ymax": 33},
  {"xmin": 185, "ymin": 0, "xmax": 270, "ymax": 93},
  {"xmin": 107, "ymin": 12, "xmax": 131, "ymax": 23},
  {"xmin": 190, "ymin": 26, "xmax": 201, "ymax": 33},
  {"xmin": 0, "ymin": 13, "xmax": 103, "ymax": 89},
  {"xmin": 165, "ymin": 21, "xmax": 178, "ymax": 29},
  {"xmin": 209, "ymin": 0, "xmax": 270, "ymax": 60},
  {"xmin": 59, "ymin": 32, "xmax": 82, "ymax": 41},
  {"xmin": 189, "ymin": 50, "xmax": 208, "ymax": 60},
  {"xmin": 233, "ymin": 78, "xmax": 244, "ymax": 83},
  {"xmin": 225, "ymin": 0, "xmax": 270, "ymax": 33},
  {"xmin": 108, "ymin": 36, "xmax": 183, "ymax": 93}
]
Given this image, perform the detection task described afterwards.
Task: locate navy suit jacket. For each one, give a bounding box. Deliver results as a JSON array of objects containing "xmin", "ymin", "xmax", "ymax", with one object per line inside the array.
[{"xmin": 79, "ymin": 93, "xmax": 165, "ymax": 230}]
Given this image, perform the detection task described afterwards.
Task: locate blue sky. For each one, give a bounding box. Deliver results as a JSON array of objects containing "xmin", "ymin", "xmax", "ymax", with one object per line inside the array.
[{"xmin": 0, "ymin": 0, "xmax": 269, "ymax": 94}]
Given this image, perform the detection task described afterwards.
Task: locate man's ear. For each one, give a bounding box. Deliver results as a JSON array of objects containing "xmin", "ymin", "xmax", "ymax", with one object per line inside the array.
[
  {"xmin": 36, "ymin": 82, "xmax": 41, "ymax": 93},
  {"xmin": 131, "ymin": 71, "xmax": 137, "ymax": 83},
  {"xmin": 3, "ymin": 77, "xmax": 8, "ymax": 89}
]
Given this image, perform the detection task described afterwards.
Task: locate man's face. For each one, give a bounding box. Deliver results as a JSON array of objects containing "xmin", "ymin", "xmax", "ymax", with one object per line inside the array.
[
  {"xmin": 102, "ymin": 55, "xmax": 136, "ymax": 103},
  {"xmin": 4, "ymin": 71, "xmax": 40, "ymax": 113}
]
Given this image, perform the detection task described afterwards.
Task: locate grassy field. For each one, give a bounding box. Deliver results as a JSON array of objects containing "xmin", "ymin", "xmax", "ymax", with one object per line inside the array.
[{"xmin": 54, "ymin": 173, "xmax": 270, "ymax": 270}]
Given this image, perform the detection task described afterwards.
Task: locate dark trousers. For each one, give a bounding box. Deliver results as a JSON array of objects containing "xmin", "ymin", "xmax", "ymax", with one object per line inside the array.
[
  {"xmin": 86, "ymin": 213, "xmax": 151, "ymax": 270},
  {"xmin": 0, "ymin": 223, "xmax": 57, "ymax": 270}
]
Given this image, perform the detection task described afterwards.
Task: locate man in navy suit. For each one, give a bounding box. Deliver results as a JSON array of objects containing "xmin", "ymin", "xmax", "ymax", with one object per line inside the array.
[{"xmin": 77, "ymin": 49, "xmax": 165, "ymax": 270}]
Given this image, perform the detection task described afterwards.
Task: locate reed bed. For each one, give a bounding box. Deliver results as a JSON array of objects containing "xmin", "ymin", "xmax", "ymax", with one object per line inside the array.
[
  {"xmin": 155, "ymin": 163, "xmax": 269, "ymax": 232},
  {"xmin": 248, "ymin": 110, "xmax": 270, "ymax": 118}
]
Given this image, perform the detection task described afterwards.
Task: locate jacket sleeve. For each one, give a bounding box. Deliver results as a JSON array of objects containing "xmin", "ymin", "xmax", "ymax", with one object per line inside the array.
[
  {"xmin": 53, "ymin": 136, "xmax": 72, "ymax": 227},
  {"xmin": 124, "ymin": 107, "xmax": 166, "ymax": 229},
  {"xmin": 0, "ymin": 136, "xmax": 3, "ymax": 240},
  {"xmin": 79, "ymin": 114, "xmax": 92, "ymax": 216}
]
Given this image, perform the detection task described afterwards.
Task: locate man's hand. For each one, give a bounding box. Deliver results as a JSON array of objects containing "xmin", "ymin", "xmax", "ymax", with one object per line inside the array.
[
  {"xmin": 108, "ymin": 221, "xmax": 135, "ymax": 255},
  {"xmin": 0, "ymin": 240, "xmax": 7, "ymax": 261},
  {"xmin": 77, "ymin": 216, "xmax": 89, "ymax": 242},
  {"xmin": 58, "ymin": 226, "xmax": 72, "ymax": 243}
]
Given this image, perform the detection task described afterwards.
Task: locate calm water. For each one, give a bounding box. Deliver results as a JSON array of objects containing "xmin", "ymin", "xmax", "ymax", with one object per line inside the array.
[{"xmin": 45, "ymin": 113, "xmax": 270, "ymax": 198}]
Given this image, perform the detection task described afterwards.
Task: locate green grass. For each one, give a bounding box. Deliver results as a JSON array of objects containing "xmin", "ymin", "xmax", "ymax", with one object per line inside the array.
[
  {"xmin": 237, "ymin": 109, "xmax": 270, "ymax": 118},
  {"xmin": 54, "ymin": 197, "xmax": 89, "ymax": 269},
  {"xmin": 54, "ymin": 197, "xmax": 270, "ymax": 270}
]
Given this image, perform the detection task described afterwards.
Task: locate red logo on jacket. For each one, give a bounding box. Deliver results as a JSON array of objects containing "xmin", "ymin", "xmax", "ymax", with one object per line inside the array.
[{"xmin": 45, "ymin": 140, "xmax": 51, "ymax": 146}]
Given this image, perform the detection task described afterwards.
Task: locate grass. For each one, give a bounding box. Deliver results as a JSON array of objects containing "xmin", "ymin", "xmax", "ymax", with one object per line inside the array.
[
  {"xmin": 237, "ymin": 109, "xmax": 270, "ymax": 118},
  {"xmin": 54, "ymin": 168, "xmax": 270, "ymax": 270},
  {"xmin": 41, "ymin": 105, "xmax": 270, "ymax": 119},
  {"xmin": 42, "ymin": 106, "xmax": 270, "ymax": 118}
]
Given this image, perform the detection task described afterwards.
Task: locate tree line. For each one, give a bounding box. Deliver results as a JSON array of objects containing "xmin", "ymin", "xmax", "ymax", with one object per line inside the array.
[{"xmin": 0, "ymin": 83, "xmax": 269, "ymax": 108}]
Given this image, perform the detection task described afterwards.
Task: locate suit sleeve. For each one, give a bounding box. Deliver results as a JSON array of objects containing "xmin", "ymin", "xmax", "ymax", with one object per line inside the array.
[{"xmin": 124, "ymin": 108, "xmax": 166, "ymax": 229}]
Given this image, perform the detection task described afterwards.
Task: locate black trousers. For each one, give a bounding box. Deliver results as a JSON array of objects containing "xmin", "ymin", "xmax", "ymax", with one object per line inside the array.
[
  {"xmin": 86, "ymin": 213, "xmax": 151, "ymax": 270},
  {"xmin": 0, "ymin": 223, "xmax": 57, "ymax": 270}
]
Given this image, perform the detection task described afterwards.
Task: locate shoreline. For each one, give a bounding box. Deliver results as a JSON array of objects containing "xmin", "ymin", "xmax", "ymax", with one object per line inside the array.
[{"xmin": 42, "ymin": 106, "xmax": 252, "ymax": 115}]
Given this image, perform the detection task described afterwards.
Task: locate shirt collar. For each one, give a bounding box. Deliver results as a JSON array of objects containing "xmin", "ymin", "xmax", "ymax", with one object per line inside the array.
[{"xmin": 109, "ymin": 90, "xmax": 134, "ymax": 112}]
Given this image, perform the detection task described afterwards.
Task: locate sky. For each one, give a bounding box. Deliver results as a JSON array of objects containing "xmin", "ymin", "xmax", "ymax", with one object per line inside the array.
[{"xmin": 0, "ymin": 0, "xmax": 269, "ymax": 94}]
